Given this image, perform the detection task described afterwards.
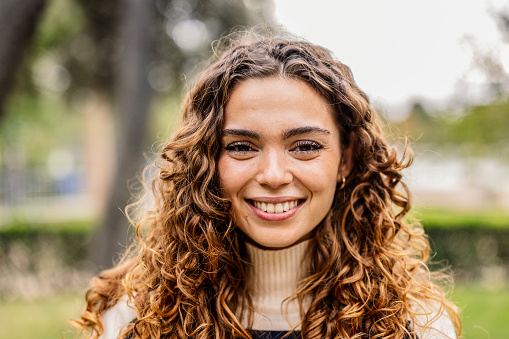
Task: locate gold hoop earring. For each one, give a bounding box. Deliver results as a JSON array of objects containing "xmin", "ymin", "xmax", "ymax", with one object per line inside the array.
[{"xmin": 339, "ymin": 176, "xmax": 346, "ymax": 190}]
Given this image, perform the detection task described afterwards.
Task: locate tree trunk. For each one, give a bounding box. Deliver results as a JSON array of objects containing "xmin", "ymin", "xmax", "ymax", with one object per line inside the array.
[
  {"xmin": 0, "ymin": 0, "xmax": 47, "ymax": 120},
  {"xmin": 91, "ymin": 0, "xmax": 155, "ymax": 269}
]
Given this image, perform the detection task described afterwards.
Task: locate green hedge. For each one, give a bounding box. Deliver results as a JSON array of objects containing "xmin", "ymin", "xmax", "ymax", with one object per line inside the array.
[
  {"xmin": 0, "ymin": 220, "xmax": 94, "ymax": 272},
  {"xmin": 411, "ymin": 207, "xmax": 509, "ymax": 229},
  {"xmin": 426, "ymin": 227, "xmax": 509, "ymax": 276}
]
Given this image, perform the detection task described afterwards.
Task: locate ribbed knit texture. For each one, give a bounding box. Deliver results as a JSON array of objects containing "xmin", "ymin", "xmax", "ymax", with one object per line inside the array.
[{"xmin": 243, "ymin": 240, "xmax": 311, "ymax": 331}]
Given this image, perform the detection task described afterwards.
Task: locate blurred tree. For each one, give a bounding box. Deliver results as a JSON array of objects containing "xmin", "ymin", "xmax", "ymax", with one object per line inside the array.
[
  {"xmin": 458, "ymin": 4, "xmax": 509, "ymax": 99},
  {"xmin": 402, "ymin": 102, "xmax": 432, "ymax": 140},
  {"xmin": 0, "ymin": 1, "xmax": 47, "ymax": 120},
  {"xmin": 91, "ymin": 0, "xmax": 157, "ymax": 269},
  {"xmin": 449, "ymin": 102, "xmax": 509, "ymax": 146},
  {"xmin": 461, "ymin": 35, "xmax": 509, "ymax": 98},
  {"xmin": 491, "ymin": 3, "xmax": 509, "ymax": 42},
  {"xmin": 396, "ymin": 4, "xmax": 509, "ymax": 156},
  {"xmin": 397, "ymin": 100, "xmax": 509, "ymax": 137}
]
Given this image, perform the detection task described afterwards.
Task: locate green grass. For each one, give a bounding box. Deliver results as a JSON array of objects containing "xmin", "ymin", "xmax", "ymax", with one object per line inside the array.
[
  {"xmin": 0, "ymin": 292, "xmax": 84, "ymax": 339},
  {"xmin": 0, "ymin": 285, "xmax": 508, "ymax": 338},
  {"xmin": 454, "ymin": 284, "xmax": 509, "ymax": 339}
]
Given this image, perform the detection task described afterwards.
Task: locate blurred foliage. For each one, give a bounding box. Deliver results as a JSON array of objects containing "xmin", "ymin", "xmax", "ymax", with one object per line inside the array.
[
  {"xmin": 149, "ymin": 94, "xmax": 182, "ymax": 144},
  {"xmin": 13, "ymin": 0, "xmax": 273, "ymax": 98},
  {"xmin": 14, "ymin": 1, "xmax": 86, "ymax": 96},
  {"xmin": 1, "ymin": 0, "xmax": 273, "ymax": 166},
  {"xmin": 0, "ymin": 93, "xmax": 83, "ymax": 167},
  {"xmin": 394, "ymin": 99, "xmax": 509, "ymax": 158},
  {"xmin": 0, "ymin": 220, "xmax": 92, "ymax": 270},
  {"xmin": 426, "ymin": 227, "xmax": 509, "ymax": 279},
  {"xmin": 454, "ymin": 101, "xmax": 509, "ymax": 144}
]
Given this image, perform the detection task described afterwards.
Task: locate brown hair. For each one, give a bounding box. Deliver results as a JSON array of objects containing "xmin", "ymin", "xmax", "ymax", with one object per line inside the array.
[{"xmin": 71, "ymin": 31, "xmax": 461, "ymax": 338}]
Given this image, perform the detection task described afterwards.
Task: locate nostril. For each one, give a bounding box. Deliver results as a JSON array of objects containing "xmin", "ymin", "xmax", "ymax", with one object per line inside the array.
[
  {"xmin": 255, "ymin": 169, "xmax": 293, "ymax": 188},
  {"xmin": 254, "ymin": 152, "xmax": 293, "ymax": 187}
]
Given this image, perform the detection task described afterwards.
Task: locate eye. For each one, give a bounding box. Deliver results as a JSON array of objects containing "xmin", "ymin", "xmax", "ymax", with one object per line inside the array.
[
  {"xmin": 224, "ymin": 141, "xmax": 257, "ymax": 154},
  {"xmin": 291, "ymin": 140, "xmax": 323, "ymax": 153}
]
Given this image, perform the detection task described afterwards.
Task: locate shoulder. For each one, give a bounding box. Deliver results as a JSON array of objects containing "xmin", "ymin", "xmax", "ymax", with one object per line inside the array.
[
  {"xmin": 411, "ymin": 300, "xmax": 457, "ymax": 339},
  {"xmin": 98, "ymin": 295, "xmax": 137, "ymax": 339}
]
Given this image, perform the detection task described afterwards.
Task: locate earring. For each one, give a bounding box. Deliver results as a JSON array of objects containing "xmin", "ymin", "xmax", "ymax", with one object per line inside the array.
[{"xmin": 339, "ymin": 176, "xmax": 346, "ymax": 190}]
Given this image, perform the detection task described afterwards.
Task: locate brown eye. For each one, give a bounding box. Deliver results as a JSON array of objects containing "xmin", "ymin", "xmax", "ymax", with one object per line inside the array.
[
  {"xmin": 225, "ymin": 141, "xmax": 256, "ymax": 154},
  {"xmin": 291, "ymin": 140, "xmax": 323, "ymax": 153}
]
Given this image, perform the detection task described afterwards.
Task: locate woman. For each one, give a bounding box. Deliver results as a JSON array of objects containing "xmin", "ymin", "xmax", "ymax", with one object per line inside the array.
[{"xmin": 72, "ymin": 33, "xmax": 461, "ymax": 338}]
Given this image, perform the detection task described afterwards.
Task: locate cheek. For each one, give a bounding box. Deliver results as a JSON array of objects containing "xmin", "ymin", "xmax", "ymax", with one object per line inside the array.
[
  {"xmin": 217, "ymin": 157, "xmax": 250, "ymax": 225},
  {"xmin": 308, "ymin": 177, "xmax": 338, "ymax": 203},
  {"xmin": 299, "ymin": 158, "xmax": 340, "ymax": 189},
  {"xmin": 217, "ymin": 156, "xmax": 250, "ymax": 199}
]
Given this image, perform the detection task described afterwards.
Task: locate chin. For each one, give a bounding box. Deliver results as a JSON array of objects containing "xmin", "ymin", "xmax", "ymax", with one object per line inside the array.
[{"xmin": 244, "ymin": 230, "xmax": 313, "ymax": 250}]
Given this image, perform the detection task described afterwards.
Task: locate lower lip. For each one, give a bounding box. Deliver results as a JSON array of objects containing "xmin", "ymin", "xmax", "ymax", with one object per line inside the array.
[{"xmin": 246, "ymin": 200, "xmax": 304, "ymax": 221}]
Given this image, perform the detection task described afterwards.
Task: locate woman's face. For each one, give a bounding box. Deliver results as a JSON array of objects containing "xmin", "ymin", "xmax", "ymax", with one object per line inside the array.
[{"xmin": 218, "ymin": 77, "xmax": 351, "ymax": 249}]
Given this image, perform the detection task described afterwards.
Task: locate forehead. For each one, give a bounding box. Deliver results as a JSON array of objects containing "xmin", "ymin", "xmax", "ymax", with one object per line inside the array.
[{"xmin": 223, "ymin": 77, "xmax": 338, "ymax": 133}]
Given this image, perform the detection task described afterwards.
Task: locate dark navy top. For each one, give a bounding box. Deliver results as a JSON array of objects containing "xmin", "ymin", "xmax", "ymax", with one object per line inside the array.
[
  {"xmin": 249, "ymin": 329, "xmax": 417, "ymax": 339},
  {"xmin": 125, "ymin": 324, "xmax": 417, "ymax": 338},
  {"xmin": 250, "ymin": 330, "xmax": 301, "ymax": 339}
]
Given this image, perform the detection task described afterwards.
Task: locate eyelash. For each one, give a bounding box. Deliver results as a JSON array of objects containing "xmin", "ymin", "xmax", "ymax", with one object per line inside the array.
[
  {"xmin": 291, "ymin": 140, "xmax": 323, "ymax": 153},
  {"xmin": 224, "ymin": 141, "xmax": 255, "ymax": 154},
  {"xmin": 224, "ymin": 140, "xmax": 324, "ymax": 154}
]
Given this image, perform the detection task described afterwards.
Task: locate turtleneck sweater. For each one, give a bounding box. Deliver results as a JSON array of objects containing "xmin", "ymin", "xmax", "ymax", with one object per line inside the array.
[{"xmin": 243, "ymin": 239, "xmax": 310, "ymax": 332}]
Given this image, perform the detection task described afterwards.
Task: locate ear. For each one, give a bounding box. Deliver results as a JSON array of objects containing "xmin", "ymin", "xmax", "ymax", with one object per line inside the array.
[{"xmin": 337, "ymin": 144, "xmax": 354, "ymax": 182}]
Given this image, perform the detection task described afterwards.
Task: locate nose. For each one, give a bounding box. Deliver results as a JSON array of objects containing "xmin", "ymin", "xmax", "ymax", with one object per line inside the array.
[{"xmin": 255, "ymin": 149, "xmax": 293, "ymax": 188}]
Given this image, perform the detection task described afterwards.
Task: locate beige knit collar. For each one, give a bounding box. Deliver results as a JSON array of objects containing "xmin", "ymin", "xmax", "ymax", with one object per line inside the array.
[{"xmin": 243, "ymin": 239, "xmax": 311, "ymax": 331}]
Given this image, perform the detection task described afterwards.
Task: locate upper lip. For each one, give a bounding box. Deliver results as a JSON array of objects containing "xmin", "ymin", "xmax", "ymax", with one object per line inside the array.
[{"xmin": 247, "ymin": 196, "xmax": 304, "ymax": 203}]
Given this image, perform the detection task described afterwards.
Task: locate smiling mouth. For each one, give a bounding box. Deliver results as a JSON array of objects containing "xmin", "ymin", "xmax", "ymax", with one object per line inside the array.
[{"xmin": 248, "ymin": 199, "xmax": 303, "ymax": 214}]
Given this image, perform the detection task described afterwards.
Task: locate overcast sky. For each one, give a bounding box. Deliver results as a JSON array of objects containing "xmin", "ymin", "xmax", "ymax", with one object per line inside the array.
[{"xmin": 273, "ymin": 0, "xmax": 509, "ymax": 118}]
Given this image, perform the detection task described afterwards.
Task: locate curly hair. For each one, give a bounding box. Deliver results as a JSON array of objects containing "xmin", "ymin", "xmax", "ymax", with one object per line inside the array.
[{"xmin": 71, "ymin": 31, "xmax": 461, "ymax": 338}]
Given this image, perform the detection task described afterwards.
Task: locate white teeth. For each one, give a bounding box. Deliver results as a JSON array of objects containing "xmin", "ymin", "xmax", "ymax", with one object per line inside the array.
[{"xmin": 252, "ymin": 200, "xmax": 300, "ymax": 213}]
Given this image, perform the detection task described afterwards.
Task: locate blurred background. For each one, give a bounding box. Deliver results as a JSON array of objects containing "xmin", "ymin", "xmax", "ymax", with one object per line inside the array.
[{"xmin": 0, "ymin": 0, "xmax": 508, "ymax": 338}]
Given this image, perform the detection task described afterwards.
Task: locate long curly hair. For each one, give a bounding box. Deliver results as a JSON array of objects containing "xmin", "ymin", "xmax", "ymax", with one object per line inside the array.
[{"xmin": 71, "ymin": 32, "xmax": 461, "ymax": 338}]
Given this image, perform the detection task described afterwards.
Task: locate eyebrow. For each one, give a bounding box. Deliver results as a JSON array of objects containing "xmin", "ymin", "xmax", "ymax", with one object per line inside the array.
[
  {"xmin": 282, "ymin": 126, "xmax": 330, "ymax": 139},
  {"xmin": 221, "ymin": 126, "xmax": 330, "ymax": 140},
  {"xmin": 222, "ymin": 129, "xmax": 260, "ymax": 139}
]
